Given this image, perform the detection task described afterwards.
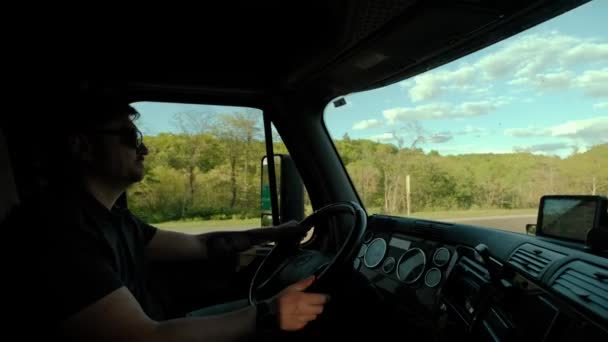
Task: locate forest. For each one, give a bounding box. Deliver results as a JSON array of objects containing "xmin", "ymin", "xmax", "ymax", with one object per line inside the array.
[{"xmin": 127, "ymin": 113, "xmax": 607, "ymax": 223}]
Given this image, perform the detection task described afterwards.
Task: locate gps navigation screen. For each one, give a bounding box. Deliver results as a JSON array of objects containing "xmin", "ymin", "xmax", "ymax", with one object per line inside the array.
[{"xmin": 541, "ymin": 198, "xmax": 598, "ymax": 241}]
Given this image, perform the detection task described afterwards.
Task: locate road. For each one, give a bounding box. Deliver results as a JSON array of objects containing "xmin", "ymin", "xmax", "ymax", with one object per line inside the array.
[
  {"xmin": 163, "ymin": 214, "xmax": 537, "ymax": 235},
  {"xmin": 436, "ymin": 214, "xmax": 537, "ymax": 234}
]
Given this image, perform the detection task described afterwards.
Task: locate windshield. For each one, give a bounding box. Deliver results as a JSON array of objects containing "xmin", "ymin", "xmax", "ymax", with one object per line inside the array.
[{"xmin": 324, "ymin": 0, "xmax": 607, "ymax": 234}]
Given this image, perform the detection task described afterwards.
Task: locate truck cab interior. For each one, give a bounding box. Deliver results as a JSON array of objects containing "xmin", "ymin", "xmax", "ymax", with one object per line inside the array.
[{"xmin": 1, "ymin": 0, "xmax": 607, "ymax": 341}]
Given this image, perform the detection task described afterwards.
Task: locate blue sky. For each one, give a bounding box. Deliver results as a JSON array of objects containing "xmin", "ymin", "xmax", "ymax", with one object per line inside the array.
[
  {"xmin": 133, "ymin": 0, "xmax": 607, "ymax": 158},
  {"xmin": 324, "ymin": 0, "xmax": 607, "ymax": 157}
]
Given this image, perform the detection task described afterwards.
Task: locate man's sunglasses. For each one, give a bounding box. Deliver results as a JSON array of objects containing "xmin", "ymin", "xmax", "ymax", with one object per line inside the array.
[{"xmin": 88, "ymin": 127, "xmax": 144, "ymax": 149}]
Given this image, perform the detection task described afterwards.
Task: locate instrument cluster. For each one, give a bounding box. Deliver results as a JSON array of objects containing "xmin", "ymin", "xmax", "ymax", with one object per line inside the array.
[{"xmin": 355, "ymin": 231, "xmax": 454, "ymax": 289}]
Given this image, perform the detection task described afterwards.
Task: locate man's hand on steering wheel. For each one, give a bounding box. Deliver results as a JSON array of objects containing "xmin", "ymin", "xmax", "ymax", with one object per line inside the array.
[
  {"xmin": 270, "ymin": 220, "xmax": 309, "ymax": 242},
  {"xmin": 245, "ymin": 220, "xmax": 309, "ymax": 248},
  {"xmin": 250, "ymin": 202, "xmax": 367, "ymax": 334},
  {"xmin": 275, "ymin": 275, "xmax": 329, "ymax": 331}
]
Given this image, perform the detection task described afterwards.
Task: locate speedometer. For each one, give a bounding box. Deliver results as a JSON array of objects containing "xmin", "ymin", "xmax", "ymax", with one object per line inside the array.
[
  {"xmin": 397, "ymin": 248, "xmax": 426, "ymax": 284},
  {"xmin": 364, "ymin": 238, "xmax": 387, "ymax": 268}
]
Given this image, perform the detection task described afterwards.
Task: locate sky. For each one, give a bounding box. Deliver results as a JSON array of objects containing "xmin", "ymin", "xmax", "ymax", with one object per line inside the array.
[{"xmin": 132, "ymin": 0, "xmax": 607, "ymax": 158}]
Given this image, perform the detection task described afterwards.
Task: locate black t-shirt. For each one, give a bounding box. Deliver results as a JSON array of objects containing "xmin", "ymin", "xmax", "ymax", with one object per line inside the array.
[
  {"xmin": 6, "ymin": 187, "xmax": 164, "ymax": 327},
  {"xmin": 3, "ymin": 187, "xmax": 265, "ymax": 340}
]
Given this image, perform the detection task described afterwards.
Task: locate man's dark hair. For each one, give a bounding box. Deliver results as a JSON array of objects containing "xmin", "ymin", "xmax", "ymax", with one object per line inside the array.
[
  {"xmin": 66, "ymin": 96, "xmax": 140, "ymax": 133},
  {"xmin": 38, "ymin": 96, "xmax": 141, "ymax": 188}
]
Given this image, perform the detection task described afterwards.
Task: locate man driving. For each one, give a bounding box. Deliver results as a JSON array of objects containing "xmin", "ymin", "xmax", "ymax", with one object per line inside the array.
[{"xmin": 5, "ymin": 98, "xmax": 328, "ymax": 341}]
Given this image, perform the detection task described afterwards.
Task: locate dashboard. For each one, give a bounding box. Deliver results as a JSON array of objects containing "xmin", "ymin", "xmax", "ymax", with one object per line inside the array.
[{"xmin": 353, "ymin": 215, "xmax": 608, "ymax": 341}]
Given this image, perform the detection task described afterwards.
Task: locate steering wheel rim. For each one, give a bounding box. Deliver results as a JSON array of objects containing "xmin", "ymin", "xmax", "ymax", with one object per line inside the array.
[{"xmin": 248, "ymin": 201, "xmax": 367, "ymax": 306}]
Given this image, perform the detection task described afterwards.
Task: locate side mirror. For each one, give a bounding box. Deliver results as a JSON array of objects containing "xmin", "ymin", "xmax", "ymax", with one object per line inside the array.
[
  {"xmin": 525, "ymin": 224, "xmax": 537, "ymax": 236},
  {"xmin": 260, "ymin": 154, "xmax": 304, "ymax": 227}
]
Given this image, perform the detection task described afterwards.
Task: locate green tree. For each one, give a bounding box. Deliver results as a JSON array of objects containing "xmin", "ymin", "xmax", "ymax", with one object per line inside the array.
[{"xmin": 213, "ymin": 111, "xmax": 262, "ymax": 208}]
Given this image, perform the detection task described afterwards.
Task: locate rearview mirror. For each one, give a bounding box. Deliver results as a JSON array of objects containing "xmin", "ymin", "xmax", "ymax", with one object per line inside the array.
[{"xmin": 260, "ymin": 154, "xmax": 304, "ymax": 227}]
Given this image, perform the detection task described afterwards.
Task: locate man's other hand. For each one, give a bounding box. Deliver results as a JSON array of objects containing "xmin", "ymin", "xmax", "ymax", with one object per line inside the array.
[{"xmin": 276, "ymin": 275, "xmax": 329, "ymax": 331}]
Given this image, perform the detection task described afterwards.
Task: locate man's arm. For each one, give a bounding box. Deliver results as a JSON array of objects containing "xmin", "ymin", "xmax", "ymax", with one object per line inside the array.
[
  {"xmin": 61, "ymin": 286, "xmax": 257, "ymax": 342},
  {"xmin": 145, "ymin": 221, "xmax": 306, "ymax": 261},
  {"xmin": 145, "ymin": 230, "xmax": 207, "ymax": 260},
  {"xmin": 145, "ymin": 229, "xmax": 265, "ymax": 261},
  {"xmin": 61, "ymin": 277, "xmax": 327, "ymax": 341}
]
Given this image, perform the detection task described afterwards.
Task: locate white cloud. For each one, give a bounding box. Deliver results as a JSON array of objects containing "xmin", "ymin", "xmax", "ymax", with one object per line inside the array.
[
  {"xmin": 352, "ymin": 119, "xmax": 382, "ymax": 130},
  {"xmin": 511, "ymin": 68, "xmax": 608, "ymax": 96},
  {"xmin": 408, "ymin": 65, "xmax": 476, "ymax": 102},
  {"xmin": 478, "ymin": 33, "xmax": 605, "ymax": 80},
  {"xmin": 550, "ymin": 117, "xmax": 608, "ymax": 140},
  {"xmin": 594, "ymin": 102, "xmax": 608, "ymax": 109},
  {"xmin": 508, "ymin": 78, "xmax": 528, "ymax": 86},
  {"xmin": 437, "ymin": 144, "xmax": 512, "ymax": 155},
  {"xmin": 427, "ymin": 133, "xmax": 453, "ymax": 144},
  {"xmin": 384, "ymin": 104, "xmax": 450, "ymax": 123},
  {"xmin": 505, "ymin": 116, "xmax": 608, "ymax": 145},
  {"xmin": 408, "ymin": 76, "xmax": 441, "ymax": 102},
  {"xmin": 509, "ymin": 70, "xmax": 573, "ymax": 91},
  {"xmin": 562, "ymin": 42, "xmax": 608, "ymax": 65},
  {"xmin": 399, "ymin": 79, "xmax": 414, "ymax": 88},
  {"xmin": 460, "ymin": 100, "xmax": 508, "ymax": 115},
  {"xmin": 455, "ymin": 125, "xmax": 488, "ymax": 136},
  {"xmin": 513, "ymin": 142, "xmax": 572, "ymax": 153},
  {"xmin": 504, "ymin": 126, "xmax": 545, "ymax": 137},
  {"xmin": 366, "ymin": 133, "xmax": 395, "ymax": 141},
  {"xmin": 365, "ymin": 129, "xmax": 453, "ymax": 146},
  {"xmin": 403, "ymin": 32, "xmax": 607, "ymax": 101},
  {"xmin": 383, "ymin": 99, "xmax": 507, "ymax": 123},
  {"xmin": 574, "ymin": 68, "xmax": 608, "ymax": 97}
]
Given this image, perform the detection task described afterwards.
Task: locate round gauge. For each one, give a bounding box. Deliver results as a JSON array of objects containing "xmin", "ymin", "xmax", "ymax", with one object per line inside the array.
[
  {"xmin": 363, "ymin": 231, "xmax": 374, "ymax": 243},
  {"xmin": 396, "ymin": 248, "xmax": 426, "ymax": 284},
  {"xmin": 364, "ymin": 238, "xmax": 387, "ymax": 268},
  {"xmin": 425, "ymin": 268, "xmax": 442, "ymax": 288},
  {"xmin": 433, "ymin": 247, "xmax": 451, "ymax": 267},
  {"xmin": 382, "ymin": 257, "xmax": 396, "ymax": 274},
  {"xmin": 357, "ymin": 244, "xmax": 368, "ymax": 258},
  {"xmin": 353, "ymin": 258, "xmax": 361, "ymax": 270}
]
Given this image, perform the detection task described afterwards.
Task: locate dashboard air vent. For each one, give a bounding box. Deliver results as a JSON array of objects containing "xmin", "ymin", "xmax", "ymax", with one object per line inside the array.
[
  {"xmin": 550, "ymin": 261, "xmax": 608, "ymax": 320},
  {"xmin": 508, "ymin": 243, "xmax": 564, "ymax": 279}
]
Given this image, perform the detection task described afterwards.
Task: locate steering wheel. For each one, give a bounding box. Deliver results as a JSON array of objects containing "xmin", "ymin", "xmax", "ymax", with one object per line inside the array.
[{"xmin": 248, "ymin": 201, "xmax": 367, "ymax": 306}]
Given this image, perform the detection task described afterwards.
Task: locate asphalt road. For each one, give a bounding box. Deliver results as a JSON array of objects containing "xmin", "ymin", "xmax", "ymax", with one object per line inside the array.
[
  {"xmin": 165, "ymin": 214, "xmax": 538, "ymax": 235},
  {"xmin": 437, "ymin": 214, "xmax": 537, "ymax": 234}
]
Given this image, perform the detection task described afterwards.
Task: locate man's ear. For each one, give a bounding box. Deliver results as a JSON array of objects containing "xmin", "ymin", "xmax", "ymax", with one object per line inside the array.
[{"xmin": 69, "ymin": 134, "xmax": 94, "ymax": 163}]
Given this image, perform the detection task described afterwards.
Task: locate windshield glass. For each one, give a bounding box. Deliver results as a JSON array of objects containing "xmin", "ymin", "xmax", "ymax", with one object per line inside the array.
[{"xmin": 324, "ymin": 0, "xmax": 607, "ymax": 234}]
